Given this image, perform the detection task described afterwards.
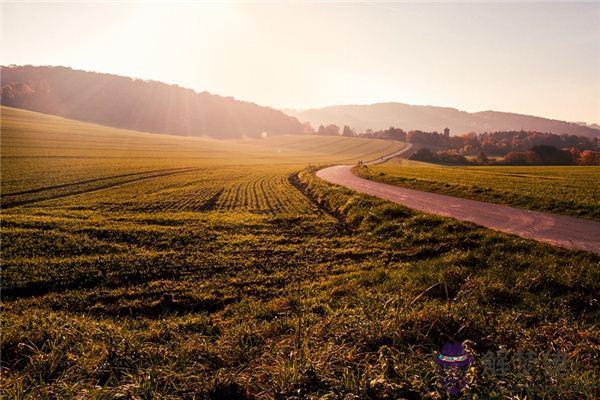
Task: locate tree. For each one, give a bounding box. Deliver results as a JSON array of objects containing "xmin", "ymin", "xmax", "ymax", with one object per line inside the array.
[
  {"xmin": 302, "ymin": 122, "xmax": 315, "ymax": 135},
  {"xmin": 503, "ymin": 151, "xmax": 530, "ymax": 165},
  {"xmin": 530, "ymin": 145, "xmax": 573, "ymax": 165},
  {"xmin": 409, "ymin": 148, "xmax": 435, "ymax": 163},
  {"xmin": 476, "ymin": 151, "xmax": 489, "ymax": 165},
  {"xmin": 317, "ymin": 124, "xmax": 340, "ymax": 136},
  {"xmin": 326, "ymin": 124, "xmax": 341, "ymax": 136},
  {"xmin": 579, "ymin": 150, "xmax": 600, "ymax": 165},
  {"xmin": 342, "ymin": 125, "xmax": 355, "ymax": 137}
]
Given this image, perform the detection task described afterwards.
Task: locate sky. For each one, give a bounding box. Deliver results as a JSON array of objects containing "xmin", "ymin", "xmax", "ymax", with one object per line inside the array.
[{"xmin": 2, "ymin": 1, "xmax": 600, "ymax": 123}]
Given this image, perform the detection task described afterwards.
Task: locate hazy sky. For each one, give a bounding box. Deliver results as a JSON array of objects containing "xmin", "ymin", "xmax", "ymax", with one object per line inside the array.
[{"xmin": 2, "ymin": 1, "xmax": 600, "ymax": 123}]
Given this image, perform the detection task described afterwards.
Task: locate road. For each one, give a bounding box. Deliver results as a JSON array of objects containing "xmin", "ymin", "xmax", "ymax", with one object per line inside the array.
[
  {"xmin": 317, "ymin": 144, "xmax": 600, "ymax": 254},
  {"xmin": 362, "ymin": 142, "xmax": 416, "ymax": 165}
]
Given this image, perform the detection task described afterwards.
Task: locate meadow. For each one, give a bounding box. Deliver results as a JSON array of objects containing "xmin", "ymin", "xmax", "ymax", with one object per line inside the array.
[
  {"xmin": 1, "ymin": 107, "xmax": 404, "ymax": 197},
  {"xmin": 1, "ymin": 107, "xmax": 599, "ymax": 399},
  {"xmin": 356, "ymin": 158, "xmax": 600, "ymax": 221}
]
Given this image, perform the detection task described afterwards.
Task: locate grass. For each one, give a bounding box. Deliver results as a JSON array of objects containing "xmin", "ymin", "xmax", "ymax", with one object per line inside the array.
[
  {"xmin": 1, "ymin": 106, "xmax": 404, "ymax": 197},
  {"xmin": 1, "ymin": 107, "xmax": 599, "ymax": 399},
  {"xmin": 355, "ymin": 158, "xmax": 600, "ymax": 221}
]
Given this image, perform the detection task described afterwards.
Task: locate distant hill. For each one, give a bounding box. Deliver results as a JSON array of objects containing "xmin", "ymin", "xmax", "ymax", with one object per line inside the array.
[
  {"xmin": 286, "ymin": 103, "xmax": 600, "ymax": 138},
  {"xmin": 1, "ymin": 65, "xmax": 305, "ymax": 139}
]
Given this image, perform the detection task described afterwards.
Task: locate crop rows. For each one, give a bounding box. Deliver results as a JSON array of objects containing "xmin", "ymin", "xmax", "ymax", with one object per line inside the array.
[
  {"xmin": 215, "ymin": 173, "xmax": 312, "ymax": 214},
  {"xmin": 21, "ymin": 166, "xmax": 314, "ymax": 215}
]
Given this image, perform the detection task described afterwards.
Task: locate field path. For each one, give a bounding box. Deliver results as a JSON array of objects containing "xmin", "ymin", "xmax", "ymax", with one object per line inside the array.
[{"xmin": 317, "ymin": 144, "xmax": 600, "ymax": 254}]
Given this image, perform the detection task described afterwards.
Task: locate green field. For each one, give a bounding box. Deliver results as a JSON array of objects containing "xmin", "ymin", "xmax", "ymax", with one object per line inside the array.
[
  {"xmin": 1, "ymin": 106, "xmax": 405, "ymax": 199},
  {"xmin": 1, "ymin": 107, "xmax": 599, "ymax": 399},
  {"xmin": 356, "ymin": 158, "xmax": 600, "ymax": 221}
]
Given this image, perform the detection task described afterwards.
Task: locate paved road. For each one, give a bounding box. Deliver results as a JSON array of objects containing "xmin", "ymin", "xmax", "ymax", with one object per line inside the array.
[
  {"xmin": 317, "ymin": 147, "xmax": 600, "ymax": 254},
  {"xmin": 362, "ymin": 143, "xmax": 416, "ymax": 165}
]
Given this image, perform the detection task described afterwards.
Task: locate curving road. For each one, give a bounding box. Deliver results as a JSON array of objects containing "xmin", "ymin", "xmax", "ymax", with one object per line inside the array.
[{"xmin": 317, "ymin": 144, "xmax": 600, "ymax": 254}]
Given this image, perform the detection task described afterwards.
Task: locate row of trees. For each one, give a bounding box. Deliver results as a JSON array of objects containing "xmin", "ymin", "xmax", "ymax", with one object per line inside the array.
[
  {"xmin": 410, "ymin": 145, "xmax": 600, "ymax": 166},
  {"xmin": 316, "ymin": 124, "xmax": 356, "ymax": 136},
  {"xmin": 502, "ymin": 146, "xmax": 599, "ymax": 166},
  {"xmin": 313, "ymin": 123, "xmax": 599, "ymax": 165},
  {"xmin": 314, "ymin": 124, "xmax": 600, "ymax": 154}
]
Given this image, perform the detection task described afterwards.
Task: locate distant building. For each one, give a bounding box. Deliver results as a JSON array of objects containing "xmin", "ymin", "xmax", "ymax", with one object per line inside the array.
[{"xmin": 444, "ymin": 127, "xmax": 450, "ymax": 137}]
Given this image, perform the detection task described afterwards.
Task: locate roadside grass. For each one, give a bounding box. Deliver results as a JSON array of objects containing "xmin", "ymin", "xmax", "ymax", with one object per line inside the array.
[{"xmin": 355, "ymin": 158, "xmax": 600, "ymax": 221}]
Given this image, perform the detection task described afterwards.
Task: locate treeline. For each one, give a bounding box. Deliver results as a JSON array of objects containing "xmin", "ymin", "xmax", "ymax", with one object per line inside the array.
[
  {"xmin": 410, "ymin": 145, "xmax": 600, "ymax": 166},
  {"xmin": 314, "ymin": 123, "xmax": 600, "ymax": 165},
  {"xmin": 320, "ymin": 125, "xmax": 600, "ymax": 154},
  {"xmin": 401, "ymin": 130, "xmax": 600, "ymax": 155},
  {"xmin": 316, "ymin": 124, "xmax": 356, "ymax": 136}
]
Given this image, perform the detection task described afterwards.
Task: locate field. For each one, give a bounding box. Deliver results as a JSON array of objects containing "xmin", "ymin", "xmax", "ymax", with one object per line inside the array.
[
  {"xmin": 1, "ymin": 107, "xmax": 599, "ymax": 399},
  {"xmin": 356, "ymin": 158, "xmax": 600, "ymax": 221},
  {"xmin": 1, "ymin": 107, "xmax": 404, "ymax": 200}
]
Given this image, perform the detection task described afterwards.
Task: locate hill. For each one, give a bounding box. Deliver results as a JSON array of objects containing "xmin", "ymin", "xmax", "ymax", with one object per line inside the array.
[
  {"xmin": 286, "ymin": 102, "xmax": 600, "ymax": 138},
  {"xmin": 0, "ymin": 105, "xmax": 406, "ymax": 202},
  {"xmin": 1, "ymin": 65, "xmax": 306, "ymax": 139}
]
